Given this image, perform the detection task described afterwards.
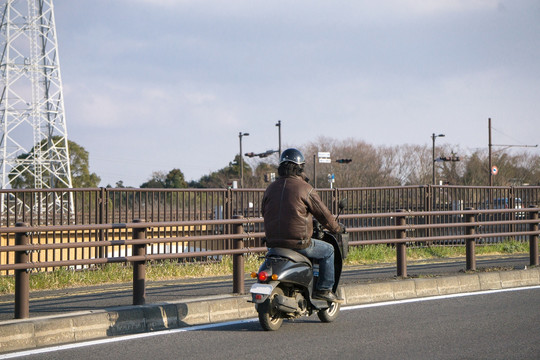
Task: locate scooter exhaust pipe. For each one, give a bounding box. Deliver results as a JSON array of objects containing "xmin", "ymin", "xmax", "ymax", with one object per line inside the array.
[{"xmin": 275, "ymin": 294, "xmax": 300, "ymax": 312}]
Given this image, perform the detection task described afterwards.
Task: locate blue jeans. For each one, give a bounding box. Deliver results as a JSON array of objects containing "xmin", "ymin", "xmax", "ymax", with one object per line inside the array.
[{"xmin": 297, "ymin": 239, "xmax": 335, "ymax": 291}]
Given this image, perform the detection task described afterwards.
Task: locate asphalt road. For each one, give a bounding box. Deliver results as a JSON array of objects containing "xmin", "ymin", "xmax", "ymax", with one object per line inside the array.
[
  {"xmin": 6, "ymin": 286, "xmax": 540, "ymax": 360},
  {"xmin": 0, "ymin": 255, "xmax": 530, "ymax": 320}
]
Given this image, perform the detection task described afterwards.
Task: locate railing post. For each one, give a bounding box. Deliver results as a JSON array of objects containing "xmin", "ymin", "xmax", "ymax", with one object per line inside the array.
[
  {"xmin": 15, "ymin": 223, "xmax": 30, "ymax": 319},
  {"xmin": 529, "ymin": 206, "xmax": 539, "ymax": 267},
  {"xmin": 98, "ymin": 187, "xmax": 106, "ymax": 259},
  {"xmin": 226, "ymin": 188, "xmax": 233, "ymax": 249},
  {"xmin": 333, "ymin": 188, "xmax": 339, "ymax": 214},
  {"xmin": 426, "ymin": 185, "xmax": 432, "ymax": 241},
  {"xmin": 233, "ymin": 215, "xmax": 245, "ymax": 294},
  {"xmin": 465, "ymin": 208, "xmax": 476, "ymax": 271},
  {"xmin": 132, "ymin": 219, "xmax": 147, "ymax": 305},
  {"xmin": 396, "ymin": 209, "xmax": 407, "ymax": 278}
]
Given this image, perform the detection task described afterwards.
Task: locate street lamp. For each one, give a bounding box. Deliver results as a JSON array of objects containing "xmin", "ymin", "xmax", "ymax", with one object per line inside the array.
[
  {"xmin": 275, "ymin": 120, "xmax": 282, "ymax": 156},
  {"xmin": 432, "ymin": 133, "xmax": 445, "ymax": 185},
  {"xmin": 239, "ymin": 132, "xmax": 249, "ymax": 188}
]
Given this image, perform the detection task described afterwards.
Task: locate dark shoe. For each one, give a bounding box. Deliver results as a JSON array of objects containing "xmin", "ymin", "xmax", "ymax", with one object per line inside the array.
[{"xmin": 313, "ymin": 290, "xmax": 344, "ymax": 304}]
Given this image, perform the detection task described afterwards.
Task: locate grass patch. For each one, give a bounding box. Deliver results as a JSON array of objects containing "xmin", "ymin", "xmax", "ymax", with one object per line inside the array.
[
  {"xmin": 0, "ymin": 240, "xmax": 530, "ymax": 295},
  {"xmin": 344, "ymin": 240, "xmax": 529, "ymax": 265},
  {"xmin": 0, "ymin": 255, "xmax": 264, "ymax": 295},
  {"xmin": 344, "ymin": 244, "xmax": 469, "ymax": 265}
]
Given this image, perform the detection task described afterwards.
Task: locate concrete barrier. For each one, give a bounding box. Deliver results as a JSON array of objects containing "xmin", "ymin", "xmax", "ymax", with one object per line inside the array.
[{"xmin": 1, "ymin": 267, "xmax": 539, "ymax": 354}]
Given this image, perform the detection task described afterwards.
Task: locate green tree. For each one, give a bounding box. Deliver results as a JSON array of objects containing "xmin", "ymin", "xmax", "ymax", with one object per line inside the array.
[
  {"xmin": 8, "ymin": 137, "xmax": 100, "ymax": 189},
  {"xmin": 165, "ymin": 168, "xmax": 187, "ymax": 188},
  {"xmin": 140, "ymin": 171, "xmax": 166, "ymax": 188},
  {"xmin": 68, "ymin": 140, "xmax": 101, "ymax": 188},
  {"xmin": 140, "ymin": 168, "xmax": 187, "ymax": 188},
  {"xmin": 191, "ymin": 155, "xmax": 252, "ymax": 188}
]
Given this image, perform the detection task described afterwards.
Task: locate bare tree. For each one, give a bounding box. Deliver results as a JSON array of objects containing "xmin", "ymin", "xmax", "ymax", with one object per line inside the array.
[
  {"xmin": 462, "ymin": 150, "xmax": 488, "ymax": 185},
  {"xmin": 381, "ymin": 144, "xmax": 431, "ymax": 185},
  {"xmin": 179, "ymin": 137, "xmax": 540, "ymax": 188},
  {"xmin": 301, "ymin": 137, "xmax": 398, "ymax": 188}
]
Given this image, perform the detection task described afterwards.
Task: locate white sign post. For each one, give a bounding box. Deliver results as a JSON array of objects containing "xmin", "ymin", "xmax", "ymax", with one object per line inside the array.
[{"xmin": 328, "ymin": 173, "xmax": 335, "ymax": 188}]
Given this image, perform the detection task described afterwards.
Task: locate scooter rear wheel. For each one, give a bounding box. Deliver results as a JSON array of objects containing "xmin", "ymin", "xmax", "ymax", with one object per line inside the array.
[
  {"xmin": 258, "ymin": 287, "xmax": 284, "ymax": 331},
  {"xmin": 317, "ymin": 287, "xmax": 342, "ymax": 323}
]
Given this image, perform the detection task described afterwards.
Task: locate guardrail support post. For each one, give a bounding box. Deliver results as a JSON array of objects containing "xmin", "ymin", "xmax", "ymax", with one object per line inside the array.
[
  {"xmin": 465, "ymin": 208, "xmax": 476, "ymax": 271},
  {"xmin": 233, "ymin": 216, "xmax": 245, "ymax": 294},
  {"xmin": 132, "ymin": 219, "xmax": 146, "ymax": 305},
  {"xmin": 15, "ymin": 223, "xmax": 30, "ymax": 319},
  {"xmin": 396, "ymin": 210, "xmax": 407, "ymax": 278},
  {"xmin": 529, "ymin": 206, "xmax": 539, "ymax": 267},
  {"xmin": 98, "ymin": 187, "xmax": 106, "ymax": 259}
]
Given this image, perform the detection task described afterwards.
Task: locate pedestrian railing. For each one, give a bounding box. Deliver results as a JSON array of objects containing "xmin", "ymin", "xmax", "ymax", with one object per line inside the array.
[
  {"xmin": 0, "ymin": 206, "xmax": 538, "ymax": 319},
  {"xmin": 2, "ymin": 186, "xmax": 539, "ymax": 269}
]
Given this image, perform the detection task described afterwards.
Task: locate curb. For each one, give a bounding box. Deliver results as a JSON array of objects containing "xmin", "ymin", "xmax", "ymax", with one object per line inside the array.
[{"xmin": 1, "ymin": 267, "xmax": 539, "ymax": 354}]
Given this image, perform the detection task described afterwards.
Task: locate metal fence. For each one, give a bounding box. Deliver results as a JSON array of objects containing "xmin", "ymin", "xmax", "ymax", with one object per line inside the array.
[
  {"xmin": 1, "ymin": 206, "xmax": 539, "ymax": 319},
  {"xmin": 1, "ymin": 185, "xmax": 539, "ymax": 274}
]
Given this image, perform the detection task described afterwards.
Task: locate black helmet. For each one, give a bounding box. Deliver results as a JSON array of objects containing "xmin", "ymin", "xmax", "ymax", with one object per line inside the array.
[{"xmin": 279, "ymin": 148, "xmax": 305, "ymax": 165}]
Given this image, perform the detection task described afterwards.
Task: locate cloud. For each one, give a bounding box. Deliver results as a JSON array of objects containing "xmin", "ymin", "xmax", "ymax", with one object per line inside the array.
[
  {"xmin": 118, "ymin": 0, "xmax": 504, "ymax": 35},
  {"xmin": 52, "ymin": 0, "xmax": 539, "ymax": 188},
  {"xmin": 65, "ymin": 76, "xmax": 245, "ymax": 132},
  {"xmin": 390, "ymin": 0, "xmax": 499, "ymax": 16}
]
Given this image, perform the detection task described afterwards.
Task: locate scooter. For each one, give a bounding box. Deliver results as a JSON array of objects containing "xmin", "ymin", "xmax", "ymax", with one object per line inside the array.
[{"xmin": 249, "ymin": 201, "xmax": 349, "ymax": 331}]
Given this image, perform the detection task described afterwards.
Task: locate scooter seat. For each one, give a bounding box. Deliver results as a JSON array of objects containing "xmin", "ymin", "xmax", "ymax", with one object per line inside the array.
[{"xmin": 266, "ymin": 247, "xmax": 312, "ymax": 266}]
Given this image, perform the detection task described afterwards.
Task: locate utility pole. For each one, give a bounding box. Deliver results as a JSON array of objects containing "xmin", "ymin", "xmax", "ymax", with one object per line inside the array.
[
  {"xmin": 488, "ymin": 118, "xmax": 538, "ymax": 186},
  {"xmin": 489, "ymin": 118, "xmax": 493, "ymax": 187}
]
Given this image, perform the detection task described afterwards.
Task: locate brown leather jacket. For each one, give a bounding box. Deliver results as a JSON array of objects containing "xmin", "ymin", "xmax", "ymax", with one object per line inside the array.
[{"xmin": 261, "ymin": 174, "xmax": 341, "ymax": 249}]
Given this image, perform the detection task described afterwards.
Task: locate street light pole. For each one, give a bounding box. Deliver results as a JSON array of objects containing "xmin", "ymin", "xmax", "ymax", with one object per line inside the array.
[
  {"xmin": 239, "ymin": 132, "xmax": 249, "ymax": 188},
  {"xmin": 275, "ymin": 120, "xmax": 282, "ymax": 156},
  {"xmin": 432, "ymin": 133, "xmax": 445, "ymax": 185}
]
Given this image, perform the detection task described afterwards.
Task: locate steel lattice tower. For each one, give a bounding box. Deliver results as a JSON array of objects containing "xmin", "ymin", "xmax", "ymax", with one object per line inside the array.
[{"xmin": 0, "ymin": 0, "xmax": 72, "ymax": 190}]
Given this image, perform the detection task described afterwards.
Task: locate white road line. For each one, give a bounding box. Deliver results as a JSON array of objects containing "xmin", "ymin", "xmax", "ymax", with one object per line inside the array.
[
  {"xmin": 341, "ymin": 285, "xmax": 540, "ymax": 311},
  {"xmin": 2, "ymin": 285, "xmax": 539, "ymax": 359}
]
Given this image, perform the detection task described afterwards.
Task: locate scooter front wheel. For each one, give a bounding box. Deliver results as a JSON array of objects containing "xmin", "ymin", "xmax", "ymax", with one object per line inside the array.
[
  {"xmin": 258, "ymin": 286, "xmax": 284, "ymax": 331},
  {"xmin": 317, "ymin": 287, "xmax": 342, "ymax": 323}
]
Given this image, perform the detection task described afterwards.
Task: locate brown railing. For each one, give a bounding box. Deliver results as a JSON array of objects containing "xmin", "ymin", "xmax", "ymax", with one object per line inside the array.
[
  {"xmin": 1, "ymin": 185, "xmax": 540, "ymax": 275},
  {"xmin": 1, "ymin": 205, "xmax": 538, "ymax": 319}
]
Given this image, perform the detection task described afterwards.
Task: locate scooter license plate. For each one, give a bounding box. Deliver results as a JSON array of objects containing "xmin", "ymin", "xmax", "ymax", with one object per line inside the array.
[{"xmin": 250, "ymin": 283, "xmax": 273, "ymax": 295}]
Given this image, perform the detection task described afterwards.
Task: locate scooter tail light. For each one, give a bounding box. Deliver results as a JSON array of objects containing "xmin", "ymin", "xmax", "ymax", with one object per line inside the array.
[{"xmin": 258, "ymin": 271, "xmax": 268, "ymax": 282}]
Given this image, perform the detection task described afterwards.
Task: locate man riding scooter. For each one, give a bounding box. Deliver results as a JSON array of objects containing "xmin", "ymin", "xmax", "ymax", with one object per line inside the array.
[{"xmin": 261, "ymin": 148, "xmax": 345, "ymax": 303}]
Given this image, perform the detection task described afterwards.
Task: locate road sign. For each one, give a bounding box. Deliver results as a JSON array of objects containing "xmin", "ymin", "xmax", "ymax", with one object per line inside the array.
[
  {"xmin": 318, "ymin": 151, "xmax": 331, "ymax": 163},
  {"xmin": 492, "ymin": 166, "xmax": 498, "ymax": 175}
]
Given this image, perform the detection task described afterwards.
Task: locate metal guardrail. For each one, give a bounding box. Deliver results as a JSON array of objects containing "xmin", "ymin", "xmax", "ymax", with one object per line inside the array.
[
  {"xmin": 2, "ymin": 186, "xmax": 540, "ymax": 271},
  {"xmin": 0, "ymin": 206, "xmax": 538, "ymax": 319}
]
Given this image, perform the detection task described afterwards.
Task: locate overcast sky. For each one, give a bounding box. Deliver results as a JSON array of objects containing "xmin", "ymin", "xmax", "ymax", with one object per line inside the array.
[{"xmin": 53, "ymin": 0, "xmax": 540, "ymax": 187}]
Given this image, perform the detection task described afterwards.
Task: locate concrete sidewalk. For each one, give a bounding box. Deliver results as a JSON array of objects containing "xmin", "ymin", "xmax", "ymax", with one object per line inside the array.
[{"xmin": 1, "ymin": 266, "xmax": 539, "ymax": 354}]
